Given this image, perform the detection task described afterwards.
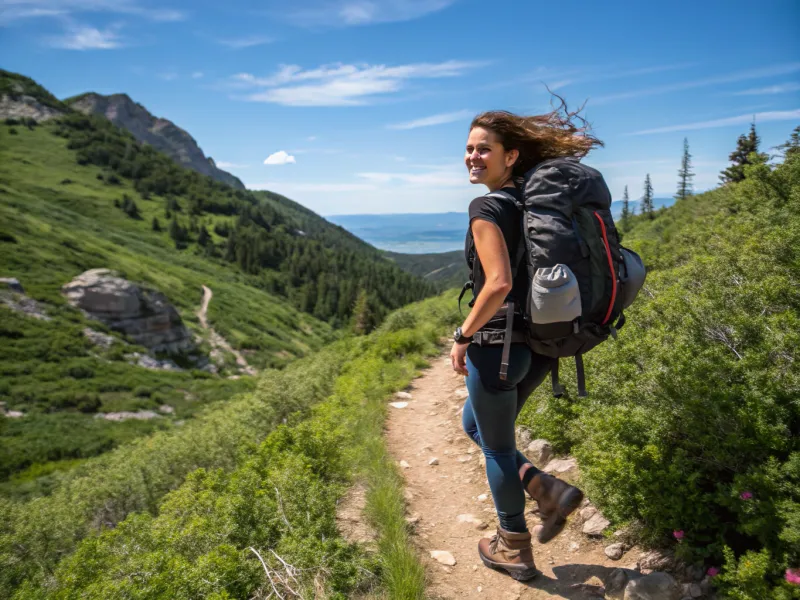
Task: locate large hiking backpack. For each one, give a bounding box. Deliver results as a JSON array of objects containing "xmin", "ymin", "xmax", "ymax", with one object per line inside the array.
[{"xmin": 462, "ymin": 157, "xmax": 646, "ymax": 397}]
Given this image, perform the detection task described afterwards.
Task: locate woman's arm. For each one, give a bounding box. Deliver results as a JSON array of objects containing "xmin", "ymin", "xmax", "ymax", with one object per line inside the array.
[{"xmin": 460, "ymin": 218, "xmax": 513, "ymax": 337}]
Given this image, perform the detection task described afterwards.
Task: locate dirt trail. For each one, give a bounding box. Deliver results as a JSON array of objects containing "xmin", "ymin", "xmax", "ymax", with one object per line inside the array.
[
  {"xmin": 196, "ymin": 285, "xmax": 257, "ymax": 376},
  {"xmin": 386, "ymin": 348, "xmax": 638, "ymax": 600}
]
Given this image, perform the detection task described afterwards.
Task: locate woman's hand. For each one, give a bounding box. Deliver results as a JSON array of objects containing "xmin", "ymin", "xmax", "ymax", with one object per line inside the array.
[{"xmin": 450, "ymin": 342, "xmax": 469, "ymax": 376}]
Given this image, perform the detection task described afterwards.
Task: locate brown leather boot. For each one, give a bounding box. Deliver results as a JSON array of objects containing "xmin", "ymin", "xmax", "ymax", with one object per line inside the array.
[
  {"xmin": 478, "ymin": 527, "xmax": 537, "ymax": 581},
  {"xmin": 524, "ymin": 471, "xmax": 584, "ymax": 543}
]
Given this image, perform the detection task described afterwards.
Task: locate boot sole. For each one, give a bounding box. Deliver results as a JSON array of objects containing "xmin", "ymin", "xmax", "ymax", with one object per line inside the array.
[
  {"xmin": 479, "ymin": 555, "xmax": 537, "ymax": 581},
  {"xmin": 537, "ymin": 486, "xmax": 584, "ymax": 544}
]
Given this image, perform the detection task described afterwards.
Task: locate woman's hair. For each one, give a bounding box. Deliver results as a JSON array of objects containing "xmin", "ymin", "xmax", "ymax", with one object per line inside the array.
[{"xmin": 470, "ymin": 95, "xmax": 604, "ymax": 178}]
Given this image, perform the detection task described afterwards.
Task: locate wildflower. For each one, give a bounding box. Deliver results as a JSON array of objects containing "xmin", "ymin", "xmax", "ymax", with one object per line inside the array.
[
  {"xmin": 707, "ymin": 567, "xmax": 720, "ymax": 577},
  {"xmin": 786, "ymin": 569, "xmax": 800, "ymax": 586},
  {"xmin": 740, "ymin": 491, "xmax": 753, "ymax": 500},
  {"xmin": 673, "ymin": 530, "xmax": 685, "ymax": 541}
]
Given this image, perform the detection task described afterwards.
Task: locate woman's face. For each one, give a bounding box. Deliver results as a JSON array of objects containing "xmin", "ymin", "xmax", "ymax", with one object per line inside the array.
[{"xmin": 465, "ymin": 126, "xmax": 518, "ymax": 190}]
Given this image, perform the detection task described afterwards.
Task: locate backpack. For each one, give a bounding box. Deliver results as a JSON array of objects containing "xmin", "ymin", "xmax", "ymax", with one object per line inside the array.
[{"xmin": 460, "ymin": 157, "xmax": 646, "ymax": 397}]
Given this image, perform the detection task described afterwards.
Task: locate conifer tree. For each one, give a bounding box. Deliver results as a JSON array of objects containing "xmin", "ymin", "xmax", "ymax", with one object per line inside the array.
[
  {"xmin": 620, "ymin": 185, "xmax": 631, "ymax": 231},
  {"xmin": 352, "ymin": 289, "xmax": 371, "ymax": 335},
  {"xmin": 720, "ymin": 121, "xmax": 768, "ymax": 184},
  {"xmin": 197, "ymin": 225, "xmax": 210, "ymax": 247},
  {"xmin": 642, "ymin": 174, "xmax": 654, "ymax": 219},
  {"xmin": 776, "ymin": 125, "xmax": 800, "ymax": 159},
  {"xmin": 675, "ymin": 137, "xmax": 694, "ymax": 201},
  {"xmin": 151, "ymin": 217, "xmax": 161, "ymax": 232}
]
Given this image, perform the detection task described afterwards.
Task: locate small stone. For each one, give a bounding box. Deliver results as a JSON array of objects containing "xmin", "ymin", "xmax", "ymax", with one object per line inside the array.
[
  {"xmin": 515, "ymin": 426, "xmax": 533, "ymax": 449},
  {"xmin": 477, "ymin": 585, "xmax": 482, "ymax": 591},
  {"xmin": 395, "ymin": 391, "xmax": 412, "ymax": 400},
  {"xmin": 689, "ymin": 583, "xmax": 702, "ymax": 598},
  {"xmin": 526, "ymin": 439, "xmax": 554, "ymax": 467},
  {"xmin": 583, "ymin": 512, "xmax": 611, "ymax": 536},
  {"xmin": 543, "ymin": 457, "xmax": 579, "ymax": 474},
  {"xmin": 605, "ymin": 543, "xmax": 626, "ymax": 560},
  {"xmin": 458, "ymin": 455, "xmax": 471, "ymax": 462},
  {"xmin": 430, "ymin": 550, "xmax": 456, "ymax": 566},
  {"xmin": 569, "ymin": 542, "xmax": 580, "ymax": 552},
  {"xmin": 428, "ymin": 457, "xmax": 439, "ymax": 466},
  {"xmin": 637, "ymin": 550, "xmax": 677, "ymax": 573},
  {"xmin": 405, "ymin": 514, "xmax": 421, "ymax": 525},
  {"xmin": 580, "ymin": 506, "xmax": 598, "ymax": 521},
  {"xmin": 158, "ymin": 404, "xmax": 175, "ymax": 414},
  {"xmin": 623, "ymin": 571, "xmax": 680, "ymax": 600},
  {"xmin": 479, "ymin": 455, "xmax": 486, "ymax": 467},
  {"xmin": 404, "ymin": 489, "xmax": 414, "ymax": 501},
  {"xmin": 477, "ymin": 493, "xmax": 488, "ymax": 502},
  {"xmin": 473, "ymin": 565, "xmax": 478, "ymax": 571},
  {"xmin": 454, "ymin": 388, "xmax": 469, "ymax": 399},
  {"xmin": 5, "ymin": 410, "xmax": 24, "ymax": 418},
  {"xmin": 467, "ymin": 447, "xmax": 475, "ymax": 454},
  {"xmin": 389, "ymin": 401, "xmax": 409, "ymax": 409},
  {"xmin": 399, "ymin": 460, "xmax": 411, "ymax": 469}
]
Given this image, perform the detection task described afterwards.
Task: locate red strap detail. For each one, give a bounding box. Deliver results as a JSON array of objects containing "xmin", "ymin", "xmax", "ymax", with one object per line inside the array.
[{"xmin": 594, "ymin": 211, "xmax": 617, "ymax": 325}]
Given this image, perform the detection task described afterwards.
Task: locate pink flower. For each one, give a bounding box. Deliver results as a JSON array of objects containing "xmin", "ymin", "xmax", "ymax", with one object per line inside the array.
[
  {"xmin": 673, "ymin": 530, "xmax": 685, "ymax": 541},
  {"xmin": 707, "ymin": 567, "xmax": 720, "ymax": 578},
  {"xmin": 786, "ymin": 569, "xmax": 800, "ymax": 586},
  {"xmin": 740, "ymin": 491, "xmax": 753, "ymax": 500}
]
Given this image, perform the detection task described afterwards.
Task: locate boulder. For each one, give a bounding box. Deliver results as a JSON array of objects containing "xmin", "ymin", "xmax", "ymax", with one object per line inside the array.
[
  {"xmin": 637, "ymin": 550, "xmax": 678, "ymax": 573},
  {"xmin": 430, "ymin": 550, "xmax": 456, "ymax": 566},
  {"xmin": 0, "ymin": 277, "xmax": 24, "ymax": 293},
  {"xmin": 515, "ymin": 426, "xmax": 533, "ymax": 449},
  {"xmin": 605, "ymin": 568, "xmax": 643, "ymax": 600},
  {"xmin": 62, "ymin": 269, "xmax": 194, "ymax": 354},
  {"xmin": 526, "ymin": 439, "xmax": 553, "ymax": 467},
  {"xmin": 624, "ymin": 572, "xmax": 681, "ymax": 600},
  {"xmin": 543, "ymin": 457, "xmax": 578, "ymax": 475}
]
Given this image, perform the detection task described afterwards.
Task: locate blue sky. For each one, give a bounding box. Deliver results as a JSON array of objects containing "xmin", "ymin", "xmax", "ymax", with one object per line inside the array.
[{"xmin": 1, "ymin": 0, "xmax": 799, "ymax": 215}]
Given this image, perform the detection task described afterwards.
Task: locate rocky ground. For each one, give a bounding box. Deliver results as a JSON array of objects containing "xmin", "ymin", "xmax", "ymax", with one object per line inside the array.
[{"xmin": 381, "ymin": 348, "xmax": 715, "ymax": 600}]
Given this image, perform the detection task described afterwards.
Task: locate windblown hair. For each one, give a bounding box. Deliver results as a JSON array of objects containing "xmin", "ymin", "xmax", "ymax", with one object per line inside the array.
[{"xmin": 470, "ymin": 95, "xmax": 604, "ymax": 178}]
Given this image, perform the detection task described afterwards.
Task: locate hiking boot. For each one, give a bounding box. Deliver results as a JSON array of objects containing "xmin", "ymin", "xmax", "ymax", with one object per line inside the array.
[
  {"xmin": 524, "ymin": 471, "xmax": 584, "ymax": 543},
  {"xmin": 477, "ymin": 527, "xmax": 537, "ymax": 581}
]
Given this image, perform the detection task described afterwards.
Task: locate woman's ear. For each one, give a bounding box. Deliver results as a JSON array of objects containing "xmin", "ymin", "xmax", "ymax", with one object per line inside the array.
[{"xmin": 506, "ymin": 148, "xmax": 519, "ymax": 168}]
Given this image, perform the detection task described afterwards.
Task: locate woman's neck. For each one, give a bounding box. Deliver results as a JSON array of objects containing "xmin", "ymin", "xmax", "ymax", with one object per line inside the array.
[{"xmin": 488, "ymin": 173, "xmax": 515, "ymax": 192}]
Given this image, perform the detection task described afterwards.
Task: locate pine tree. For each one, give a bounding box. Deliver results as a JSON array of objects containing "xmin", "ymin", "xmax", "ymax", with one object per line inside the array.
[
  {"xmin": 642, "ymin": 174, "xmax": 654, "ymax": 219},
  {"xmin": 620, "ymin": 185, "xmax": 631, "ymax": 231},
  {"xmin": 197, "ymin": 225, "xmax": 209, "ymax": 247},
  {"xmin": 720, "ymin": 121, "xmax": 768, "ymax": 184},
  {"xmin": 352, "ymin": 289, "xmax": 371, "ymax": 335},
  {"xmin": 151, "ymin": 217, "xmax": 161, "ymax": 232},
  {"xmin": 675, "ymin": 137, "xmax": 694, "ymax": 201},
  {"xmin": 776, "ymin": 125, "xmax": 800, "ymax": 159}
]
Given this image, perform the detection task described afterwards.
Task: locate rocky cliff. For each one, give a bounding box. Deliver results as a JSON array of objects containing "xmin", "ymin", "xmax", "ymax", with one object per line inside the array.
[
  {"xmin": 66, "ymin": 92, "xmax": 245, "ymax": 190},
  {"xmin": 62, "ymin": 269, "xmax": 195, "ymax": 354},
  {"xmin": 0, "ymin": 69, "xmax": 67, "ymax": 122}
]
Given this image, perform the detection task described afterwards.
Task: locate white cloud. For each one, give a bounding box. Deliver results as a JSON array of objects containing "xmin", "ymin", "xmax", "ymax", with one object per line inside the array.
[
  {"xmin": 284, "ymin": 0, "xmax": 458, "ymax": 27},
  {"xmin": 251, "ymin": 182, "xmax": 377, "ymax": 193},
  {"xmin": 157, "ymin": 71, "xmax": 178, "ymax": 81},
  {"xmin": 733, "ymin": 82, "xmax": 800, "ymax": 96},
  {"xmin": 215, "ymin": 35, "xmax": 273, "ymax": 49},
  {"xmin": 47, "ymin": 23, "xmax": 122, "ymax": 49},
  {"xmin": 307, "ymin": 135, "xmax": 317, "ymax": 141},
  {"xmin": 264, "ymin": 151, "xmax": 296, "ymax": 165},
  {"xmin": 233, "ymin": 60, "xmax": 484, "ymax": 106},
  {"xmin": 0, "ymin": 0, "xmax": 185, "ymax": 23},
  {"xmin": 191, "ymin": 71, "xmax": 204, "ymax": 79},
  {"xmin": 387, "ymin": 109, "xmax": 473, "ymax": 130},
  {"xmin": 357, "ymin": 165, "xmax": 468, "ymax": 187},
  {"xmin": 629, "ymin": 109, "xmax": 800, "ymax": 136},
  {"xmin": 592, "ymin": 63, "xmax": 800, "ymax": 104},
  {"xmin": 215, "ymin": 161, "xmax": 249, "ymax": 169}
]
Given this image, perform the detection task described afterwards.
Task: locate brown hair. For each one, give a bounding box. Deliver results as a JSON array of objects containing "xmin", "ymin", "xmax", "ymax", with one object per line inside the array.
[{"xmin": 470, "ymin": 95, "xmax": 604, "ymax": 178}]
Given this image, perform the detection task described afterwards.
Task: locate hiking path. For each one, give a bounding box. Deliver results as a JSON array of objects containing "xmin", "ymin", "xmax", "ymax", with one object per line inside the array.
[
  {"xmin": 196, "ymin": 285, "xmax": 257, "ymax": 377},
  {"xmin": 385, "ymin": 346, "xmax": 641, "ymax": 600}
]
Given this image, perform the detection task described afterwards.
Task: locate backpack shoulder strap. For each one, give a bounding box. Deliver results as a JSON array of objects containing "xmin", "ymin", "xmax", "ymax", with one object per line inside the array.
[{"xmin": 483, "ymin": 190, "xmax": 526, "ymax": 279}]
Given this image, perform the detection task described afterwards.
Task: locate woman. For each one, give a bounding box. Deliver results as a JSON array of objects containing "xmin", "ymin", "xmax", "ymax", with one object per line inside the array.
[{"xmin": 450, "ymin": 106, "xmax": 602, "ymax": 581}]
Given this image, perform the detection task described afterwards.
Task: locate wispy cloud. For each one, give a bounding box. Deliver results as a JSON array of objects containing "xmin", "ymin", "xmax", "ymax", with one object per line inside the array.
[
  {"xmin": 592, "ymin": 63, "xmax": 800, "ymax": 104},
  {"xmin": 191, "ymin": 71, "xmax": 204, "ymax": 79},
  {"xmin": 387, "ymin": 109, "xmax": 473, "ymax": 130},
  {"xmin": 251, "ymin": 182, "xmax": 377, "ymax": 193},
  {"xmin": 46, "ymin": 23, "xmax": 122, "ymax": 49},
  {"xmin": 0, "ymin": 0, "xmax": 185, "ymax": 23},
  {"xmin": 629, "ymin": 109, "xmax": 800, "ymax": 136},
  {"xmin": 733, "ymin": 82, "xmax": 800, "ymax": 96},
  {"xmin": 232, "ymin": 60, "xmax": 484, "ymax": 106},
  {"xmin": 264, "ymin": 151, "xmax": 296, "ymax": 165},
  {"xmin": 357, "ymin": 167, "xmax": 467, "ymax": 187},
  {"xmin": 215, "ymin": 35, "xmax": 273, "ymax": 49},
  {"xmin": 282, "ymin": 0, "xmax": 458, "ymax": 28},
  {"xmin": 216, "ymin": 161, "xmax": 249, "ymax": 169},
  {"xmin": 157, "ymin": 71, "xmax": 178, "ymax": 81}
]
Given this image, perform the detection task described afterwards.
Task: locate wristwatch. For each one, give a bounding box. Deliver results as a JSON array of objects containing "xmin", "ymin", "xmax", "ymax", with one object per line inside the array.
[{"xmin": 453, "ymin": 326, "xmax": 471, "ymax": 345}]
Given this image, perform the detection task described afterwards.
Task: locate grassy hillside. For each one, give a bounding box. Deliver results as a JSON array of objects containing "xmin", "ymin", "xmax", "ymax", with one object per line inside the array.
[
  {"xmin": 518, "ymin": 150, "xmax": 800, "ymax": 598},
  {"xmin": 0, "ymin": 291, "xmax": 460, "ymax": 599}
]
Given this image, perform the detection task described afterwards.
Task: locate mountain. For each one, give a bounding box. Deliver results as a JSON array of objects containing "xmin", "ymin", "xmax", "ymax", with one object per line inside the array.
[
  {"xmin": 382, "ymin": 249, "xmax": 466, "ymax": 291},
  {"xmin": 0, "ymin": 69, "xmax": 68, "ymax": 122},
  {"xmin": 0, "ymin": 69, "xmax": 437, "ymax": 495},
  {"xmin": 610, "ymin": 196, "xmax": 675, "ymax": 218},
  {"xmin": 65, "ymin": 92, "xmax": 245, "ymax": 190}
]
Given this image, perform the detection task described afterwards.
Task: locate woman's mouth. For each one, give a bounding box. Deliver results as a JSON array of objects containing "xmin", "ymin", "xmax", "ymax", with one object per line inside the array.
[{"xmin": 470, "ymin": 166, "xmax": 486, "ymax": 175}]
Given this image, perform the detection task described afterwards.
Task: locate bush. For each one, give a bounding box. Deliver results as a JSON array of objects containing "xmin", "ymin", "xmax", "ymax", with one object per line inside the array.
[{"xmin": 133, "ymin": 386, "xmax": 152, "ymax": 398}]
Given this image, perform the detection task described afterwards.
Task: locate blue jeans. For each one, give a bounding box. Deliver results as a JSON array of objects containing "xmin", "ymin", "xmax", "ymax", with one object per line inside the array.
[{"xmin": 461, "ymin": 343, "xmax": 553, "ymax": 533}]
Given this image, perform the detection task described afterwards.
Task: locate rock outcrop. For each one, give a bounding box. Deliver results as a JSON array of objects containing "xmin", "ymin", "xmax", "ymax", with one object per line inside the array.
[
  {"xmin": 62, "ymin": 269, "xmax": 194, "ymax": 354},
  {"xmin": 67, "ymin": 93, "xmax": 245, "ymax": 189},
  {"xmin": 1, "ymin": 70, "xmax": 68, "ymax": 122}
]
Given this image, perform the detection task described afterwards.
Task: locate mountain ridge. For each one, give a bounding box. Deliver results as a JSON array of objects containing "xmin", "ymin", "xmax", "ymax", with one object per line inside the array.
[{"xmin": 66, "ymin": 91, "xmax": 245, "ymax": 190}]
